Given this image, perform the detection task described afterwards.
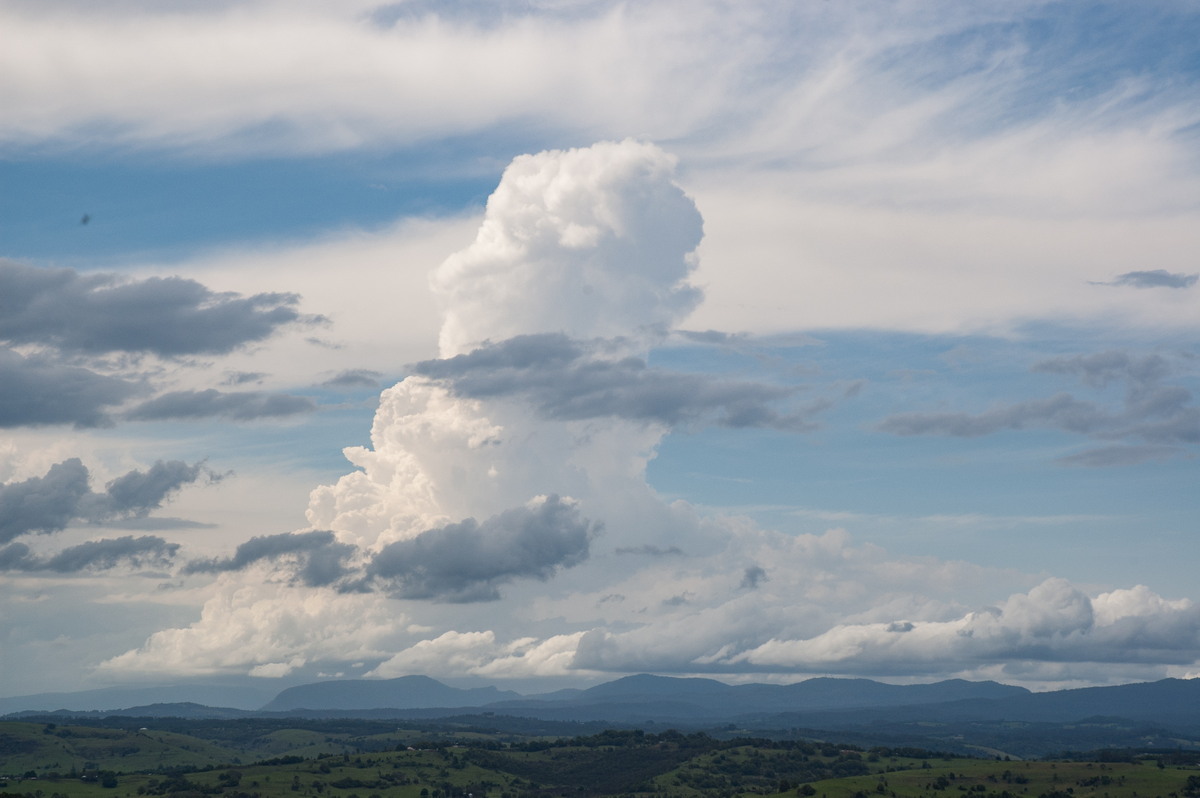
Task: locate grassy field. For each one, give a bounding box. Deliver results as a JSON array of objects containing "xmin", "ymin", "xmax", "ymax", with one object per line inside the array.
[{"xmin": 3, "ymin": 721, "xmax": 1200, "ymax": 798}]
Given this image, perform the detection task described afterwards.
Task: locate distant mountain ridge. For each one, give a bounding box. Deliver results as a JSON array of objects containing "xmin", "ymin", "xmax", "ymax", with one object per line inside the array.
[
  {"xmin": 485, "ymin": 674, "xmax": 1029, "ymax": 721},
  {"xmin": 5, "ymin": 674, "xmax": 1200, "ymax": 737},
  {"xmin": 262, "ymin": 675, "xmax": 522, "ymax": 711}
]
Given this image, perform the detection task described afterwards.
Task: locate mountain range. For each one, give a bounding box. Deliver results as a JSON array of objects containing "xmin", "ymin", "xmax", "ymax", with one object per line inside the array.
[{"xmin": 5, "ymin": 673, "xmax": 1200, "ymax": 733}]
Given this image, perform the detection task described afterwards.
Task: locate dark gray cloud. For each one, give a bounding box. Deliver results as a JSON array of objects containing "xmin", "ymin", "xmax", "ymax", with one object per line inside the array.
[
  {"xmin": 0, "ymin": 260, "xmax": 320, "ymax": 356},
  {"xmin": 1094, "ymin": 270, "xmax": 1199, "ymax": 289},
  {"xmin": 0, "ymin": 459, "xmax": 91, "ymax": 544},
  {"xmin": 0, "ymin": 458, "xmax": 215, "ymax": 544},
  {"xmin": 879, "ymin": 350, "xmax": 1200, "ymax": 458},
  {"xmin": 740, "ymin": 565, "xmax": 768, "ymax": 589},
  {"xmin": 184, "ymin": 530, "xmax": 355, "ymax": 588},
  {"xmin": 222, "ymin": 371, "xmax": 267, "ymax": 386},
  {"xmin": 0, "ymin": 536, "xmax": 180, "ymax": 573},
  {"xmin": 1056, "ymin": 445, "xmax": 1181, "ymax": 468},
  {"xmin": 880, "ymin": 393, "xmax": 1103, "ymax": 438},
  {"xmin": 182, "ymin": 499, "xmax": 595, "ymax": 599},
  {"xmin": 674, "ymin": 330, "xmax": 750, "ymax": 346},
  {"xmin": 360, "ymin": 495, "xmax": 596, "ymax": 602},
  {"xmin": 125, "ymin": 389, "xmax": 317, "ymax": 421},
  {"xmin": 321, "ymin": 369, "xmax": 382, "ymax": 389},
  {"xmin": 0, "ymin": 348, "xmax": 140, "ymax": 428},
  {"xmin": 1032, "ymin": 351, "xmax": 1171, "ymax": 390},
  {"xmin": 412, "ymin": 333, "xmax": 829, "ymax": 431},
  {"xmin": 101, "ymin": 460, "xmax": 222, "ymax": 516}
]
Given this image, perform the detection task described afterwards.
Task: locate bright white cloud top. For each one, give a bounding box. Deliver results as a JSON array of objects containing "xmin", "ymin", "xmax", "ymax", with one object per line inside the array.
[{"xmin": 1, "ymin": 0, "xmax": 1199, "ymax": 699}]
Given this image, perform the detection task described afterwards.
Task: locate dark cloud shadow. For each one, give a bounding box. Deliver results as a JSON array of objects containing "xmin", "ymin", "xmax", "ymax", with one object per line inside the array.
[{"xmin": 412, "ymin": 333, "xmax": 845, "ymax": 431}]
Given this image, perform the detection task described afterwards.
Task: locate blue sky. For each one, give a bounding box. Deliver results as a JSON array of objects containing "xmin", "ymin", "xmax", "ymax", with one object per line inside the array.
[{"xmin": 2, "ymin": 0, "xmax": 1199, "ymax": 700}]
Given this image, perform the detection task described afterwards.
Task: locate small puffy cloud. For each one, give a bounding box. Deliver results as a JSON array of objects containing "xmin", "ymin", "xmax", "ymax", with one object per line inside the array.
[
  {"xmin": 1095, "ymin": 270, "xmax": 1199, "ymax": 289},
  {"xmin": 360, "ymin": 495, "xmax": 596, "ymax": 602},
  {"xmin": 412, "ymin": 333, "xmax": 826, "ymax": 431},
  {"xmin": 125, "ymin": 389, "xmax": 317, "ymax": 421},
  {"xmin": 0, "ymin": 457, "xmax": 216, "ymax": 545},
  {"xmin": 249, "ymin": 658, "xmax": 307, "ymax": 679},
  {"xmin": 1032, "ymin": 351, "xmax": 1172, "ymax": 391},
  {"xmin": 1056, "ymin": 444, "xmax": 1180, "ymax": 467},
  {"xmin": 615, "ymin": 544, "xmax": 684, "ymax": 556},
  {"xmin": 0, "ymin": 535, "xmax": 179, "ymax": 573},
  {"xmin": 0, "ymin": 260, "xmax": 318, "ymax": 357},
  {"xmin": 185, "ymin": 530, "xmax": 355, "ymax": 588},
  {"xmin": 740, "ymin": 565, "xmax": 768, "ymax": 589},
  {"xmin": 0, "ymin": 348, "xmax": 139, "ymax": 428},
  {"xmin": 321, "ymin": 369, "xmax": 383, "ymax": 389}
]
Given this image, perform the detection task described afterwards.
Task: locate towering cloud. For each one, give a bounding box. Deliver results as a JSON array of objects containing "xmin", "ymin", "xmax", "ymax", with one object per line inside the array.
[{"xmin": 307, "ymin": 140, "xmax": 708, "ymax": 555}]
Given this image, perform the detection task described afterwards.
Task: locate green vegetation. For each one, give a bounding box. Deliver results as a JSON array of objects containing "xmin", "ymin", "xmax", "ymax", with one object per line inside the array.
[{"xmin": 3, "ymin": 721, "xmax": 1199, "ymax": 798}]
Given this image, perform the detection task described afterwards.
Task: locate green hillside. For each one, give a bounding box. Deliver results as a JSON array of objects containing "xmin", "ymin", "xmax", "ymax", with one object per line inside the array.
[{"xmin": 3, "ymin": 721, "xmax": 1200, "ymax": 798}]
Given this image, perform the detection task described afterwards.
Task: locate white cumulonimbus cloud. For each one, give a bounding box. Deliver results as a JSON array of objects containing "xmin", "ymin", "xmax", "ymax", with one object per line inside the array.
[{"xmin": 307, "ymin": 140, "xmax": 704, "ymax": 551}]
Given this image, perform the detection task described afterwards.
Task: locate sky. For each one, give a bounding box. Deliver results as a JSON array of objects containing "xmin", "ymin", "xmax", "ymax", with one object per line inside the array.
[{"xmin": 2, "ymin": 0, "xmax": 1200, "ymax": 702}]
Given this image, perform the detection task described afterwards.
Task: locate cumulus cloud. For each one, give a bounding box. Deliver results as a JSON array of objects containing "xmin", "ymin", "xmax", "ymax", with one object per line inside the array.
[
  {"xmin": 879, "ymin": 350, "xmax": 1200, "ymax": 454},
  {"xmin": 1095, "ymin": 270, "xmax": 1199, "ymax": 289},
  {"xmin": 369, "ymin": 630, "xmax": 590, "ymax": 680},
  {"xmin": 412, "ymin": 333, "xmax": 827, "ymax": 431},
  {"xmin": 307, "ymin": 141, "xmax": 707, "ymax": 552},
  {"xmin": 0, "ymin": 535, "xmax": 179, "ymax": 573},
  {"xmin": 100, "ymin": 582, "xmax": 411, "ymax": 677},
  {"xmin": 0, "ymin": 348, "xmax": 139, "ymax": 428},
  {"xmin": 0, "ymin": 260, "xmax": 318, "ymax": 356},
  {"xmin": 125, "ymin": 389, "xmax": 317, "ymax": 421},
  {"xmin": 0, "ymin": 458, "xmax": 216, "ymax": 544},
  {"xmin": 359, "ymin": 495, "xmax": 595, "ymax": 602}
]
